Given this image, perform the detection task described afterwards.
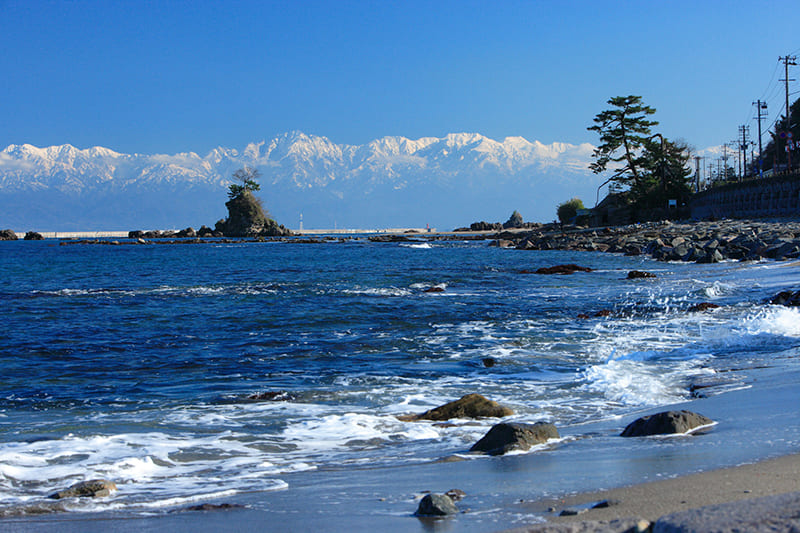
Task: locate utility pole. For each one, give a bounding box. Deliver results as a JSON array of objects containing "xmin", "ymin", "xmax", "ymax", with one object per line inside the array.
[
  {"xmin": 694, "ymin": 156, "xmax": 702, "ymax": 192},
  {"xmin": 753, "ymin": 100, "xmax": 768, "ymax": 177},
  {"xmin": 779, "ymin": 55, "xmax": 796, "ymax": 171},
  {"xmin": 739, "ymin": 125, "xmax": 750, "ymax": 179},
  {"xmin": 722, "ymin": 144, "xmax": 731, "ymax": 182},
  {"xmin": 730, "ymin": 139, "xmax": 742, "ymax": 179}
]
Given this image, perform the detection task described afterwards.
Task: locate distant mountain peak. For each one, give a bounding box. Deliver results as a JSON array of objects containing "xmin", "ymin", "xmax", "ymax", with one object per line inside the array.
[{"xmin": 0, "ymin": 131, "xmax": 603, "ymax": 231}]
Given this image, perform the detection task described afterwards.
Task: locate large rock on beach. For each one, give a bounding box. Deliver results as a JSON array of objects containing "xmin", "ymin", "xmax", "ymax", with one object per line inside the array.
[
  {"xmin": 0, "ymin": 229, "xmax": 18, "ymax": 241},
  {"xmin": 415, "ymin": 493, "xmax": 459, "ymax": 516},
  {"xmin": 48, "ymin": 479, "xmax": 117, "ymax": 499},
  {"xmin": 410, "ymin": 393, "xmax": 514, "ymax": 421},
  {"xmin": 621, "ymin": 410, "xmax": 714, "ymax": 437},
  {"xmin": 470, "ymin": 421, "xmax": 559, "ymax": 455}
]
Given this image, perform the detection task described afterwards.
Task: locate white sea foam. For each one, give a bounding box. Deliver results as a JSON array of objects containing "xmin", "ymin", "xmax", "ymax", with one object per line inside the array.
[
  {"xmin": 342, "ymin": 286, "xmax": 412, "ymax": 297},
  {"xmin": 281, "ymin": 413, "xmax": 441, "ymax": 450},
  {"xmin": 581, "ymin": 359, "xmax": 704, "ymax": 406},
  {"xmin": 131, "ymin": 489, "xmax": 246, "ymax": 509},
  {"xmin": 742, "ymin": 306, "xmax": 800, "ymax": 337},
  {"xmin": 695, "ymin": 279, "xmax": 734, "ymax": 298},
  {"xmin": 0, "ymin": 429, "xmax": 296, "ymax": 511}
]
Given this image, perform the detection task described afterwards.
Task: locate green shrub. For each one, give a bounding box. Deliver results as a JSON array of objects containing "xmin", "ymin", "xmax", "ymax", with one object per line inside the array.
[{"xmin": 557, "ymin": 198, "xmax": 585, "ymax": 224}]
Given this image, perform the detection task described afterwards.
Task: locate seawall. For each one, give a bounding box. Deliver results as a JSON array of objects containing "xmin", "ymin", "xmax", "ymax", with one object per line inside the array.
[{"xmin": 691, "ymin": 173, "xmax": 800, "ymax": 219}]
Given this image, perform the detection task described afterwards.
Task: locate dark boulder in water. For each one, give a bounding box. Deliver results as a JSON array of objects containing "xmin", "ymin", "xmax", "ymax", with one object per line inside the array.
[
  {"xmin": 48, "ymin": 479, "xmax": 117, "ymax": 499},
  {"xmin": 770, "ymin": 290, "xmax": 800, "ymax": 307},
  {"xmin": 621, "ymin": 410, "xmax": 713, "ymax": 437},
  {"xmin": 247, "ymin": 390, "xmax": 295, "ymax": 402},
  {"xmin": 688, "ymin": 302, "xmax": 720, "ymax": 312},
  {"xmin": 423, "ymin": 286, "xmax": 445, "ymax": 293},
  {"xmin": 0, "ymin": 229, "xmax": 18, "ymax": 241},
  {"xmin": 182, "ymin": 503, "xmax": 245, "ymax": 512},
  {"xmin": 535, "ymin": 264, "xmax": 593, "ymax": 275},
  {"xmin": 24, "ymin": 231, "xmax": 44, "ymax": 240},
  {"xmin": 445, "ymin": 488, "xmax": 466, "ymax": 501},
  {"xmin": 415, "ymin": 493, "xmax": 458, "ymax": 516},
  {"xmin": 411, "ymin": 393, "xmax": 513, "ymax": 421},
  {"xmin": 470, "ymin": 421, "xmax": 559, "ymax": 455},
  {"xmin": 627, "ymin": 270, "xmax": 656, "ymax": 279}
]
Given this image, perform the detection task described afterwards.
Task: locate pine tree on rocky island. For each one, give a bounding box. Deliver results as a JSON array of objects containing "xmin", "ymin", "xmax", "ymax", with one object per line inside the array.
[{"xmin": 215, "ymin": 166, "xmax": 291, "ymax": 237}]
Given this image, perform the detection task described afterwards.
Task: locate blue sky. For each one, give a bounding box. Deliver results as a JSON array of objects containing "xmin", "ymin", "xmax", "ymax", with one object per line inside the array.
[{"xmin": 2, "ymin": 0, "xmax": 799, "ymax": 156}]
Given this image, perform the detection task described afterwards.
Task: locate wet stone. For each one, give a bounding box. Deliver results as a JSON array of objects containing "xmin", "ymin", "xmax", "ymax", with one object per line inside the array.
[
  {"xmin": 415, "ymin": 493, "xmax": 458, "ymax": 516},
  {"xmin": 621, "ymin": 410, "xmax": 714, "ymax": 437},
  {"xmin": 48, "ymin": 479, "xmax": 117, "ymax": 499}
]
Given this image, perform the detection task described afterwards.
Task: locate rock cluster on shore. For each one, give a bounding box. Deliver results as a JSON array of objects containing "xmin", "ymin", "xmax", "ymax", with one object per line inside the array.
[{"xmin": 495, "ymin": 219, "xmax": 800, "ymax": 263}]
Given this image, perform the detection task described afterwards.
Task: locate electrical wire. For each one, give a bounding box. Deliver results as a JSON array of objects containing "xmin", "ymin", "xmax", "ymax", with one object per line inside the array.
[{"xmin": 760, "ymin": 61, "xmax": 781, "ymax": 101}]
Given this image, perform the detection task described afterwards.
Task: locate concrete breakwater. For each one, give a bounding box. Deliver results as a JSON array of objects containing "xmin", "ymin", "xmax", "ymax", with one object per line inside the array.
[
  {"xmin": 10, "ymin": 228, "xmax": 433, "ymax": 239},
  {"xmin": 691, "ymin": 173, "xmax": 800, "ymax": 219}
]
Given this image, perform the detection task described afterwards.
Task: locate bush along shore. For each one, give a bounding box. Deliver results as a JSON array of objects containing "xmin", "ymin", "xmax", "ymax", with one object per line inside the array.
[{"xmin": 491, "ymin": 219, "xmax": 800, "ymax": 263}]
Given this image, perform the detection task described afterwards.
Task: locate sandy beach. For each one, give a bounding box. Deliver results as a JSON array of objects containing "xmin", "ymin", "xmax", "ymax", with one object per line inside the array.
[{"xmin": 509, "ymin": 453, "xmax": 800, "ymax": 531}]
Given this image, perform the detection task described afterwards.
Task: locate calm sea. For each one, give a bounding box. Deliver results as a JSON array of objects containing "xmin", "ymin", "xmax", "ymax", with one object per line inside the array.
[{"xmin": 1, "ymin": 237, "xmax": 799, "ymax": 527}]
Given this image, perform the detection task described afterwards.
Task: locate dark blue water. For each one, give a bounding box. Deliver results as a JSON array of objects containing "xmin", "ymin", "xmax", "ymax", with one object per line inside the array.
[{"xmin": 1, "ymin": 238, "xmax": 799, "ymax": 521}]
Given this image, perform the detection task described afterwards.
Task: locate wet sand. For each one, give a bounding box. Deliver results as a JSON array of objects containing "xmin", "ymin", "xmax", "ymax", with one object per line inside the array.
[{"xmin": 508, "ymin": 453, "xmax": 800, "ymax": 531}]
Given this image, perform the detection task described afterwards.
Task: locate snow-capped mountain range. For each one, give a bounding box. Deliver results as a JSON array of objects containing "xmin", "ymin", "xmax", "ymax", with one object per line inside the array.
[{"xmin": 0, "ymin": 131, "xmax": 601, "ymax": 231}]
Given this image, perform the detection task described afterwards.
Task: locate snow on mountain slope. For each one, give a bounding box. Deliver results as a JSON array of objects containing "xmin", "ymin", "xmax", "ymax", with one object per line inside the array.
[{"xmin": 0, "ymin": 132, "xmax": 601, "ymax": 231}]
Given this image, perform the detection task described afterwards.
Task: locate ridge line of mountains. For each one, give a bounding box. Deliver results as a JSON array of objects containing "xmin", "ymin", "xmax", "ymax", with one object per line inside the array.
[{"xmin": 0, "ymin": 131, "xmax": 601, "ymax": 231}]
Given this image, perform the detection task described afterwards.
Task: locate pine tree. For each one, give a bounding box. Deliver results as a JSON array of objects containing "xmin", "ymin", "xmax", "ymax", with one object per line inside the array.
[{"xmin": 588, "ymin": 95, "xmax": 658, "ymax": 190}]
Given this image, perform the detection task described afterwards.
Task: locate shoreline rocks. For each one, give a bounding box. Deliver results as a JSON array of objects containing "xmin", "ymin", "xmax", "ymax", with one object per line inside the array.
[{"xmin": 500, "ymin": 219, "xmax": 800, "ymax": 264}]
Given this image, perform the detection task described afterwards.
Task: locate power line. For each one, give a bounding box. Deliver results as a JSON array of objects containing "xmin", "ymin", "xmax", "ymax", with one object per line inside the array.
[{"xmin": 760, "ymin": 61, "xmax": 782, "ymax": 101}]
